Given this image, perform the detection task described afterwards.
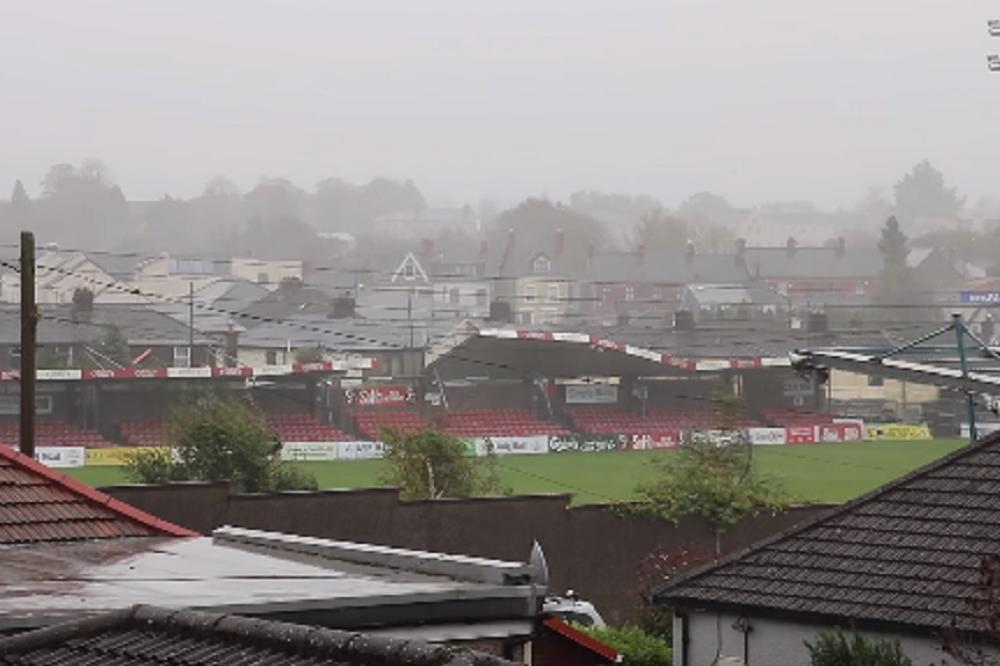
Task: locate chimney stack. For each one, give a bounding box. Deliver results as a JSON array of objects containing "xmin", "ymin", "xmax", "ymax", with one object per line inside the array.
[
  {"xmin": 786, "ymin": 237, "xmax": 798, "ymax": 257},
  {"xmin": 555, "ymin": 228, "xmax": 565, "ymax": 256},
  {"xmin": 330, "ymin": 291, "xmax": 356, "ymax": 319},
  {"xmin": 673, "ymin": 309, "xmax": 695, "ymax": 331},
  {"xmin": 71, "ymin": 288, "xmax": 94, "ymax": 322},
  {"xmin": 488, "ymin": 298, "xmax": 513, "ymax": 323},
  {"xmin": 835, "ymin": 236, "xmax": 846, "ymax": 258},
  {"xmin": 685, "ymin": 240, "xmax": 695, "ymax": 264}
]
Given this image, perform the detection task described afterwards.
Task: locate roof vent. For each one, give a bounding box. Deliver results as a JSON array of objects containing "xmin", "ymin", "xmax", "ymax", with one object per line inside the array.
[{"xmin": 330, "ymin": 293, "xmax": 355, "ymax": 319}]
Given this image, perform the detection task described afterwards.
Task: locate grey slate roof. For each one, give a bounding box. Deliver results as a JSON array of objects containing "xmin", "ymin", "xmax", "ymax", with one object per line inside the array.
[
  {"xmin": 654, "ymin": 433, "xmax": 1000, "ymax": 632},
  {"xmin": 743, "ymin": 246, "xmax": 882, "ymax": 280},
  {"xmin": 0, "ymin": 304, "xmax": 212, "ymax": 347},
  {"xmin": 590, "ymin": 252, "xmax": 749, "ymax": 285},
  {"xmin": 0, "ymin": 605, "xmax": 516, "ymax": 666},
  {"xmin": 238, "ymin": 313, "xmax": 462, "ymax": 351}
]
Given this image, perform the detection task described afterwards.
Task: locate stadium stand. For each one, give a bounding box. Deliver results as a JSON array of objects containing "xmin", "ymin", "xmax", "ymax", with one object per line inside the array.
[
  {"xmin": 120, "ymin": 419, "xmax": 167, "ymax": 446},
  {"xmin": 567, "ymin": 405, "xmax": 761, "ymax": 435},
  {"xmin": 354, "ymin": 410, "xmax": 426, "ymax": 439},
  {"xmin": 0, "ymin": 418, "xmax": 114, "ymax": 448},
  {"xmin": 761, "ymin": 408, "xmax": 834, "ymax": 426},
  {"xmin": 265, "ymin": 412, "xmax": 353, "ymax": 442},
  {"xmin": 442, "ymin": 409, "xmax": 570, "ymax": 437}
]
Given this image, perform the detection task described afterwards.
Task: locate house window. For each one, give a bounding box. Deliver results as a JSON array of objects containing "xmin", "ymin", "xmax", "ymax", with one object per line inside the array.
[
  {"xmin": 532, "ymin": 255, "xmax": 551, "ymax": 275},
  {"xmin": 524, "ymin": 285, "xmax": 537, "ymax": 303},
  {"xmin": 868, "ymin": 374, "xmax": 884, "ymax": 387},
  {"xmin": 625, "ymin": 286, "xmax": 635, "ymax": 302},
  {"xmin": 265, "ymin": 350, "xmax": 277, "ymax": 365},
  {"xmin": 475, "ymin": 289, "xmax": 487, "ymax": 306},
  {"xmin": 403, "ymin": 263, "xmax": 416, "ymax": 279},
  {"xmin": 652, "ymin": 289, "xmax": 662, "ymax": 301},
  {"xmin": 547, "ymin": 284, "xmax": 560, "ymax": 302},
  {"xmin": 173, "ymin": 346, "xmax": 192, "ymax": 368},
  {"xmin": 449, "ymin": 288, "xmax": 460, "ymax": 304}
]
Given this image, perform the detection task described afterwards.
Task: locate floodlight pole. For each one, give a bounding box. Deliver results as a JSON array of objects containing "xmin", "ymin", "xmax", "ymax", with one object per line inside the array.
[
  {"xmin": 953, "ymin": 313, "xmax": 977, "ymax": 442},
  {"xmin": 19, "ymin": 231, "xmax": 36, "ymax": 460}
]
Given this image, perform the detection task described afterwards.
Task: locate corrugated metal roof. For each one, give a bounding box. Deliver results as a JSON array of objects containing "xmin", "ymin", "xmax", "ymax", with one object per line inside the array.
[
  {"xmin": 0, "ymin": 446, "xmax": 194, "ymax": 544},
  {"xmin": 0, "ymin": 605, "xmax": 518, "ymax": 666}
]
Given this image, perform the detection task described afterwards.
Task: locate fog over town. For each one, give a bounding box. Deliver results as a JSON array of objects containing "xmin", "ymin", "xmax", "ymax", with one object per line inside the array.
[{"xmin": 1, "ymin": 3, "xmax": 1000, "ymax": 666}]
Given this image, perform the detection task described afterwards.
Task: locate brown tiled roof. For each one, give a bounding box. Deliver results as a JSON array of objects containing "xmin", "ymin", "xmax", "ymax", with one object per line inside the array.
[
  {"xmin": 0, "ymin": 605, "xmax": 518, "ymax": 666},
  {"xmin": 655, "ymin": 434, "xmax": 1000, "ymax": 632},
  {"xmin": 0, "ymin": 446, "xmax": 195, "ymax": 544}
]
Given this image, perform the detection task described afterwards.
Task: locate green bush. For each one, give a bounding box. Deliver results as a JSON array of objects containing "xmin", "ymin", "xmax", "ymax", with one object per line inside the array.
[
  {"xmin": 806, "ymin": 630, "xmax": 912, "ymax": 666},
  {"xmin": 124, "ymin": 393, "xmax": 316, "ymax": 493},
  {"xmin": 577, "ymin": 625, "xmax": 671, "ymax": 666}
]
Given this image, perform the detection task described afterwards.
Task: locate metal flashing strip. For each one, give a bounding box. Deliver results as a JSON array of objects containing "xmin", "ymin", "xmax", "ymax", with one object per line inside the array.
[{"xmin": 213, "ymin": 526, "xmax": 542, "ymax": 586}]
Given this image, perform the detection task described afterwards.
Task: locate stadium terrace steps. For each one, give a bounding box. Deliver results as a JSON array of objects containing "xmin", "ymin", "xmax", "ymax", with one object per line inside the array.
[{"xmin": 0, "ymin": 419, "xmax": 114, "ymax": 449}]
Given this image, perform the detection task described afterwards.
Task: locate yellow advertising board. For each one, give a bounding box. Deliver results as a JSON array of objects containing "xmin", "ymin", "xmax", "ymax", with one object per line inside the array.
[
  {"xmin": 85, "ymin": 446, "xmax": 170, "ymax": 466},
  {"xmin": 865, "ymin": 423, "xmax": 932, "ymax": 441}
]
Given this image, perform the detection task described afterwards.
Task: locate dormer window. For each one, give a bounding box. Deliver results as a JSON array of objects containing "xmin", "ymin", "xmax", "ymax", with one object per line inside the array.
[{"xmin": 532, "ymin": 254, "xmax": 551, "ymax": 275}]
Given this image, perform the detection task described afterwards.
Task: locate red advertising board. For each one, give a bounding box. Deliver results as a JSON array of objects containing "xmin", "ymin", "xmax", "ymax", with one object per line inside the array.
[
  {"xmin": 785, "ymin": 426, "xmax": 815, "ymax": 444},
  {"xmin": 627, "ymin": 432, "xmax": 680, "ymax": 450},
  {"xmin": 816, "ymin": 422, "xmax": 864, "ymax": 443},
  {"xmin": 348, "ymin": 385, "xmax": 414, "ymax": 407}
]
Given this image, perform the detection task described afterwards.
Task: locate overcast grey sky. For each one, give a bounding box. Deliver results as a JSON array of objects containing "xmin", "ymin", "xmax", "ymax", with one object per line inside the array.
[{"xmin": 2, "ymin": 0, "xmax": 998, "ymax": 209}]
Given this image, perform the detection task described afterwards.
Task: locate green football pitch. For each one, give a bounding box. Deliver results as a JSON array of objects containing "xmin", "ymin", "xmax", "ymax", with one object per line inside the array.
[{"xmin": 65, "ymin": 438, "xmax": 966, "ymax": 504}]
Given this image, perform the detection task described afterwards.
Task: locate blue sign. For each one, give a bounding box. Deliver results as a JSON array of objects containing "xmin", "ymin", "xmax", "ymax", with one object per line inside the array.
[{"xmin": 960, "ymin": 291, "xmax": 1000, "ymax": 304}]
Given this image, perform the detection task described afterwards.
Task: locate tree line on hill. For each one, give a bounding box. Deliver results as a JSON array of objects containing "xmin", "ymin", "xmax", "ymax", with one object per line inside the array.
[{"xmin": 2, "ymin": 159, "xmax": 991, "ymax": 274}]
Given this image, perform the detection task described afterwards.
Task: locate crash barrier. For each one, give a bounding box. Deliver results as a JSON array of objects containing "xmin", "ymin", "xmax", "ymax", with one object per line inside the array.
[{"xmin": 80, "ymin": 420, "xmax": 935, "ymax": 466}]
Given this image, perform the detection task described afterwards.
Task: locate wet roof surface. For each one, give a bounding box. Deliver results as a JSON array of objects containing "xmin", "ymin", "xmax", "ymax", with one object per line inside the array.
[{"xmin": 0, "ymin": 536, "xmax": 525, "ymax": 630}]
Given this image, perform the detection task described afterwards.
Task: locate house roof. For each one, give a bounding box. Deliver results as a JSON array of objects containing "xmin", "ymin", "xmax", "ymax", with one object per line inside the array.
[
  {"xmin": 590, "ymin": 252, "xmax": 749, "ymax": 285},
  {"xmin": 238, "ymin": 313, "xmax": 461, "ymax": 352},
  {"xmin": 0, "ymin": 446, "xmax": 194, "ymax": 544},
  {"xmin": 0, "ymin": 604, "xmax": 517, "ymax": 666},
  {"xmin": 683, "ymin": 283, "xmax": 786, "ymax": 308},
  {"xmin": 0, "ymin": 304, "xmax": 213, "ymax": 347},
  {"xmin": 238, "ymin": 283, "xmax": 334, "ymax": 327},
  {"xmin": 152, "ymin": 279, "xmax": 270, "ymax": 334},
  {"xmin": 743, "ymin": 246, "xmax": 882, "ymax": 280},
  {"xmin": 541, "ymin": 618, "xmax": 621, "ymax": 663},
  {"xmin": 654, "ymin": 433, "xmax": 1000, "ymax": 633}
]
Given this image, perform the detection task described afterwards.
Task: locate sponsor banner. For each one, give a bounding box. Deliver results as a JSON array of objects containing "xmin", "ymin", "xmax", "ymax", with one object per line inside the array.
[
  {"xmin": 346, "ymin": 385, "xmax": 415, "ymax": 407},
  {"xmin": 689, "ymin": 429, "xmax": 747, "ymax": 447},
  {"xmin": 336, "ymin": 440, "xmax": 384, "ymax": 460},
  {"xmin": 961, "ymin": 291, "xmax": 1000, "ymax": 304},
  {"xmin": 565, "ymin": 385, "xmax": 618, "ymax": 405},
  {"xmin": 0, "ymin": 394, "xmax": 52, "ymax": 416},
  {"xmin": 786, "ymin": 426, "xmax": 816, "ymax": 445},
  {"xmin": 37, "ymin": 369, "xmax": 82, "ymax": 381},
  {"xmin": 548, "ymin": 435, "xmax": 623, "ymax": 453},
  {"xmin": 865, "ymin": 423, "xmax": 933, "ymax": 441},
  {"xmin": 83, "ymin": 368, "xmax": 169, "ymax": 380},
  {"xmin": 35, "ymin": 446, "xmax": 86, "ymax": 468},
  {"xmin": 475, "ymin": 435, "xmax": 549, "ymax": 456},
  {"xmin": 85, "ymin": 446, "xmax": 171, "ymax": 466},
  {"xmin": 167, "ymin": 367, "xmax": 213, "ymax": 379},
  {"xmin": 961, "ymin": 423, "xmax": 1000, "ymax": 438},
  {"xmin": 212, "ymin": 366, "xmax": 254, "ymax": 378},
  {"xmin": 815, "ymin": 422, "xmax": 864, "ymax": 443},
  {"xmin": 255, "ymin": 364, "xmax": 295, "ymax": 376},
  {"xmin": 627, "ymin": 432, "xmax": 680, "ymax": 450},
  {"xmin": 730, "ymin": 358, "xmax": 763, "ymax": 369},
  {"xmin": 280, "ymin": 441, "xmax": 339, "ymax": 462},
  {"xmin": 518, "ymin": 330, "xmax": 554, "ymax": 341},
  {"xmin": 747, "ymin": 427, "xmax": 787, "ymax": 446}
]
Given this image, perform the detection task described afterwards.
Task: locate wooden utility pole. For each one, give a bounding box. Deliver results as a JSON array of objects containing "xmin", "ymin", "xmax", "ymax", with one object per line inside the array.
[
  {"xmin": 19, "ymin": 231, "xmax": 36, "ymax": 459},
  {"xmin": 188, "ymin": 281, "xmax": 194, "ymax": 367}
]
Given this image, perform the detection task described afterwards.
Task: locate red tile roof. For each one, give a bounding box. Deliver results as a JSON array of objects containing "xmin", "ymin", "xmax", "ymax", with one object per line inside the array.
[
  {"xmin": 0, "ymin": 446, "xmax": 196, "ymax": 544},
  {"xmin": 542, "ymin": 618, "xmax": 621, "ymax": 663}
]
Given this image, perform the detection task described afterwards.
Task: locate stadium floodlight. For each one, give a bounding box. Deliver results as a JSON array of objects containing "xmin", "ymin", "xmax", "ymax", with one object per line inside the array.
[
  {"xmin": 990, "ymin": 19, "xmax": 1000, "ymax": 37},
  {"xmin": 990, "ymin": 54, "xmax": 1000, "ymax": 72}
]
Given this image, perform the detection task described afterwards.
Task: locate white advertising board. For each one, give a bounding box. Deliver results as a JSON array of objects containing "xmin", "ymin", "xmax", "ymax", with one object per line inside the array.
[
  {"xmin": 35, "ymin": 446, "xmax": 85, "ymax": 468},
  {"xmin": 337, "ymin": 441, "xmax": 384, "ymax": 460},
  {"xmin": 280, "ymin": 441, "xmax": 339, "ymax": 462},
  {"xmin": 747, "ymin": 427, "xmax": 787, "ymax": 446},
  {"xmin": 475, "ymin": 435, "xmax": 549, "ymax": 456},
  {"xmin": 565, "ymin": 385, "xmax": 618, "ymax": 404}
]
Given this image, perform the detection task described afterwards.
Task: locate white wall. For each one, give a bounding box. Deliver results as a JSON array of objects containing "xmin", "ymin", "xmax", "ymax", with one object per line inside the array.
[{"xmin": 676, "ymin": 610, "xmax": 963, "ymax": 666}]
